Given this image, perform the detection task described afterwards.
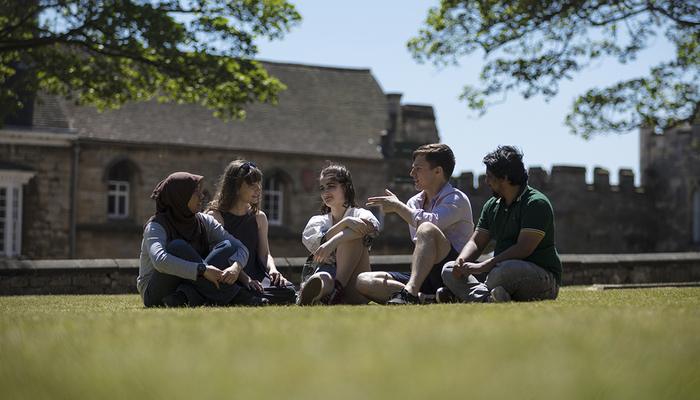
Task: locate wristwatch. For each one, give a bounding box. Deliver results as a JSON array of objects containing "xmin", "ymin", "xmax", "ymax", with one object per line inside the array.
[{"xmin": 197, "ymin": 263, "xmax": 206, "ymax": 276}]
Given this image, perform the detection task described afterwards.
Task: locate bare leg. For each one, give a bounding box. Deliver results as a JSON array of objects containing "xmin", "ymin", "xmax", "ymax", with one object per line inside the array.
[
  {"xmin": 339, "ymin": 240, "xmax": 372, "ymax": 304},
  {"xmin": 314, "ymin": 271, "xmax": 335, "ymax": 299},
  {"xmin": 355, "ymin": 271, "xmax": 405, "ymax": 303},
  {"xmin": 334, "ymin": 238, "xmax": 372, "ymax": 304},
  {"xmin": 404, "ymin": 222, "xmax": 452, "ymax": 296},
  {"xmin": 334, "ymin": 238, "xmax": 364, "ymax": 286}
]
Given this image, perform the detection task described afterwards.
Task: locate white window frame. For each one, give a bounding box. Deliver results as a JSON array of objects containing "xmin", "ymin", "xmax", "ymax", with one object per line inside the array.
[
  {"xmin": 0, "ymin": 169, "xmax": 35, "ymax": 258},
  {"xmin": 263, "ymin": 176, "xmax": 283, "ymax": 227},
  {"xmin": 108, "ymin": 180, "xmax": 130, "ymax": 219},
  {"xmin": 693, "ymin": 189, "xmax": 700, "ymax": 243}
]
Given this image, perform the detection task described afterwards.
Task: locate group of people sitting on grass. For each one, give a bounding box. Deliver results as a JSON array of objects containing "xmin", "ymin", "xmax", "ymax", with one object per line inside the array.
[{"xmin": 137, "ymin": 143, "xmax": 562, "ymax": 307}]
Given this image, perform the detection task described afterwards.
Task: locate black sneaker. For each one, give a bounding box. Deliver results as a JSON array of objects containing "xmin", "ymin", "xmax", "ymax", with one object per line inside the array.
[
  {"xmin": 162, "ymin": 290, "xmax": 188, "ymax": 308},
  {"xmin": 230, "ymin": 288, "xmax": 269, "ymax": 307},
  {"xmin": 386, "ymin": 288, "xmax": 420, "ymax": 305},
  {"xmin": 297, "ymin": 275, "xmax": 323, "ymax": 306}
]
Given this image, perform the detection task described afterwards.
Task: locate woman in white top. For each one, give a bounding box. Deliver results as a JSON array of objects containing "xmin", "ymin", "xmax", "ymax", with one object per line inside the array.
[{"xmin": 299, "ymin": 163, "xmax": 380, "ymax": 305}]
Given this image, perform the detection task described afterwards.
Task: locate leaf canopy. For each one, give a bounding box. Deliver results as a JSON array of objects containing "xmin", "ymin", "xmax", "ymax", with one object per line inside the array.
[
  {"xmin": 0, "ymin": 0, "xmax": 301, "ymax": 125},
  {"xmin": 409, "ymin": 0, "xmax": 700, "ymax": 138}
]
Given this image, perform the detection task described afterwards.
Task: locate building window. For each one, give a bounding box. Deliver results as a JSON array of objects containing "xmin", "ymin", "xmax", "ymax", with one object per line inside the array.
[
  {"xmin": 693, "ymin": 189, "xmax": 700, "ymax": 243},
  {"xmin": 108, "ymin": 180, "xmax": 130, "ymax": 219},
  {"xmin": 106, "ymin": 160, "xmax": 137, "ymax": 220},
  {"xmin": 263, "ymin": 175, "xmax": 284, "ymax": 226},
  {"xmin": 0, "ymin": 166, "xmax": 35, "ymax": 258}
]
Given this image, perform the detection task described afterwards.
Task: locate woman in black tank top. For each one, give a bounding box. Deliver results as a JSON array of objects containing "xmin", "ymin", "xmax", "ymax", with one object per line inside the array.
[{"xmin": 206, "ymin": 159, "xmax": 296, "ymax": 304}]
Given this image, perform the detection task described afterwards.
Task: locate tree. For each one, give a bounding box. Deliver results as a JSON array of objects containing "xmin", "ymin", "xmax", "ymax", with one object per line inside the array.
[
  {"xmin": 408, "ymin": 0, "xmax": 700, "ymax": 138},
  {"xmin": 0, "ymin": 0, "xmax": 301, "ymax": 126}
]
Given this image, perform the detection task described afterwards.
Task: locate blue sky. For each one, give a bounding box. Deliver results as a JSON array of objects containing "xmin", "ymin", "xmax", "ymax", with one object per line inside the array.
[{"xmin": 255, "ymin": 0, "xmax": 674, "ymax": 185}]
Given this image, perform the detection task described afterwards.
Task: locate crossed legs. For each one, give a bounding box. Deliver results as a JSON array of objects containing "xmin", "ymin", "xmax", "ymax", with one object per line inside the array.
[{"xmin": 356, "ymin": 222, "xmax": 452, "ymax": 303}]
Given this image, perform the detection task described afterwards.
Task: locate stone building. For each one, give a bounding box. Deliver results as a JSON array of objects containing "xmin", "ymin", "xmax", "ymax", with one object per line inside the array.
[
  {"xmin": 640, "ymin": 122, "xmax": 700, "ymax": 252},
  {"xmin": 1, "ymin": 60, "xmax": 699, "ymax": 261},
  {"xmin": 0, "ymin": 61, "xmax": 438, "ymax": 260}
]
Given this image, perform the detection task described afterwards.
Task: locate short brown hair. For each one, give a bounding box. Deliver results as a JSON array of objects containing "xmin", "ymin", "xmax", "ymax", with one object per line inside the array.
[{"xmin": 413, "ymin": 143, "xmax": 455, "ymax": 180}]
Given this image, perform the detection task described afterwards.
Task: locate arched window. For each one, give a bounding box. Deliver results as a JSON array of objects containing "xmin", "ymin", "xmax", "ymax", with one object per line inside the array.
[{"xmin": 263, "ymin": 175, "xmax": 285, "ymax": 227}]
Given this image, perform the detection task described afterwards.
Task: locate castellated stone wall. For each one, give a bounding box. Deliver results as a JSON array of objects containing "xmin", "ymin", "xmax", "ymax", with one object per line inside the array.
[{"xmin": 453, "ymin": 165, "xmax": 654, "ymax": 254}]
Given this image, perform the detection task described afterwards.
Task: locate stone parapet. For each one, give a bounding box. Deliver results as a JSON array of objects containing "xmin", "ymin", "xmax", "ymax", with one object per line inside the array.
[
  {"xmin": 1, "ymin": 253, "xmax": 699, "ymax": 296},
  {"xmin": 560, "ymin": 252, "xmax": 700, "ymax": 285}
]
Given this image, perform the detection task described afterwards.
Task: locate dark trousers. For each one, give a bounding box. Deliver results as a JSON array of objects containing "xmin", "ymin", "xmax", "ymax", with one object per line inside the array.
[
  {"xmin": 143, "ymin": 239, "xmax": 242, "ymax": 307},
  {"xmin": 253, "ymin": 277, "xmax": 297, "ymax": 305}
]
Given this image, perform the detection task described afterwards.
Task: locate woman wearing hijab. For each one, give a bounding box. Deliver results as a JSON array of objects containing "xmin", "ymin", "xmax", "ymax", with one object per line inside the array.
[{"xmin": 137, "ymin": 171, "xmax": 267, "ymax": 307}]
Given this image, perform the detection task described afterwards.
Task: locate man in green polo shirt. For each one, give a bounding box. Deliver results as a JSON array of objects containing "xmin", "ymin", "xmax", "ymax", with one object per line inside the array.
[{"xmin": 439, "ymin": 145, "xmax": 562, "ymax": 303}]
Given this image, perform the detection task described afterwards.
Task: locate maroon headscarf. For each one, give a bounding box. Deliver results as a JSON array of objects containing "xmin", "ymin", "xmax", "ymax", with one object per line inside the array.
[{"xmin": 146, "ymin": 172, "xmax": 209, "ymax": 257}]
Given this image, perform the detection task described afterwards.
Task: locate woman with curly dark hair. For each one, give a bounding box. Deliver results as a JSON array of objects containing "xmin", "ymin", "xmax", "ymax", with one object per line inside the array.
[{"xmin": 207, "ymin": 159, "xmax": 296, "ymax": 304}]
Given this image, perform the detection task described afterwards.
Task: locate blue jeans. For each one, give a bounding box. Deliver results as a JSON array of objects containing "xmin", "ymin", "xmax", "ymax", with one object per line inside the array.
[
  {"xmin": 441, "ymin": 259, "xmax": 558, "ymax": 302},
  {"xmin": 144, "ymin": 239, "xmax": 242, "ymax": 307}
]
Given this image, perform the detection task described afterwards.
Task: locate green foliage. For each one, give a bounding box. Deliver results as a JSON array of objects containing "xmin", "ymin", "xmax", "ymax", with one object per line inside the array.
[
  {"xmin": 409, "ymin": 0, "xmax": 700, "ymax": 138},
  {"xmin": 0, "ymin": 0, "xmax": 301, "ymax": 125},
  {"xmin": 1, "ymin": 288, "xmax": 699, "ymax": 399}
]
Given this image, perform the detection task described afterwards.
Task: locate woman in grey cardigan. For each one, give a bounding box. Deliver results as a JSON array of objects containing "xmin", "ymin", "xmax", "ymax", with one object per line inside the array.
[{"xmin": 137, "ymin": 171, "xmax": 266, "ymax": 307}]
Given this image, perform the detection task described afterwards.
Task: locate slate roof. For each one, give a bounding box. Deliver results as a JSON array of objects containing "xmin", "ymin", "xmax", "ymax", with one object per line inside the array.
[{"xmin": 34, "ymin": 61, "xmax": 388, "ymax": 160}]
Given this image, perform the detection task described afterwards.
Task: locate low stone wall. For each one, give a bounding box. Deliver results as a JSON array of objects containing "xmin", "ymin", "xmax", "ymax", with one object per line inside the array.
[
  {"xmin": 560, "ymin": 253, "xmax": 700, "ymax": 285},
  {"xmin": 1, "ymin": 253, "xmax": 699, "ymax": 296}
]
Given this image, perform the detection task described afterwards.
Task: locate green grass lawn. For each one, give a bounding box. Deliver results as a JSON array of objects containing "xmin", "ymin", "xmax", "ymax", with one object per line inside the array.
[{"xmin": 1, "ymin": 287, "xmax": 699, "ymax": 400}]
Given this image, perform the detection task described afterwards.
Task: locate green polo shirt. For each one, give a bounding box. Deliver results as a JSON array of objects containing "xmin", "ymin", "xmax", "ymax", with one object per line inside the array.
[{"xmin": 477, "ymin": 185, "xmax": 562, "ymax": 285}]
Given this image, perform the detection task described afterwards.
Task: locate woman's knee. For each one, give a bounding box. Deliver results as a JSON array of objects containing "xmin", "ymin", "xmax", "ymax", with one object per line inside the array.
[
  {"xmin": 166, "ymin": 239, "xmax": 201, "ymax": 262},
  {"xmin": 212, "ymin": 239, "xmax": 233, "ymax": 251},
  {"xmin": 166, "ymin": 239, "xmax": 188, "ymax": 252},
  {"xmin": 336, "ymin": 237, "xmax": 365, "ymax": 253},
  {"xmin": 204, "ymin": 240, "xmax": 236, "ymax": 268}
]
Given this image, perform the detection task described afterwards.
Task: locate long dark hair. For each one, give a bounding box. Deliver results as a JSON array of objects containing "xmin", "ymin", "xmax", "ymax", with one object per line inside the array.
[
  {"xmin": 207, "ymin": 159, "xmax": 263, "ymax": 216},
  {"xmin": 319, "ymin": 162, "xmax": 359, "ymax": 214}
]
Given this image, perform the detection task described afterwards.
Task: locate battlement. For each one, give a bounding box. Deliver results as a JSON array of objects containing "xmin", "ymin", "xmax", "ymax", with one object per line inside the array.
[
  {"xmin": 455, "ymin": 165, "xmax": 644, "ymax": 194},
  {"xmin": 452, "ymin": 164, "xmax": 653, "ymax": 254}
]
